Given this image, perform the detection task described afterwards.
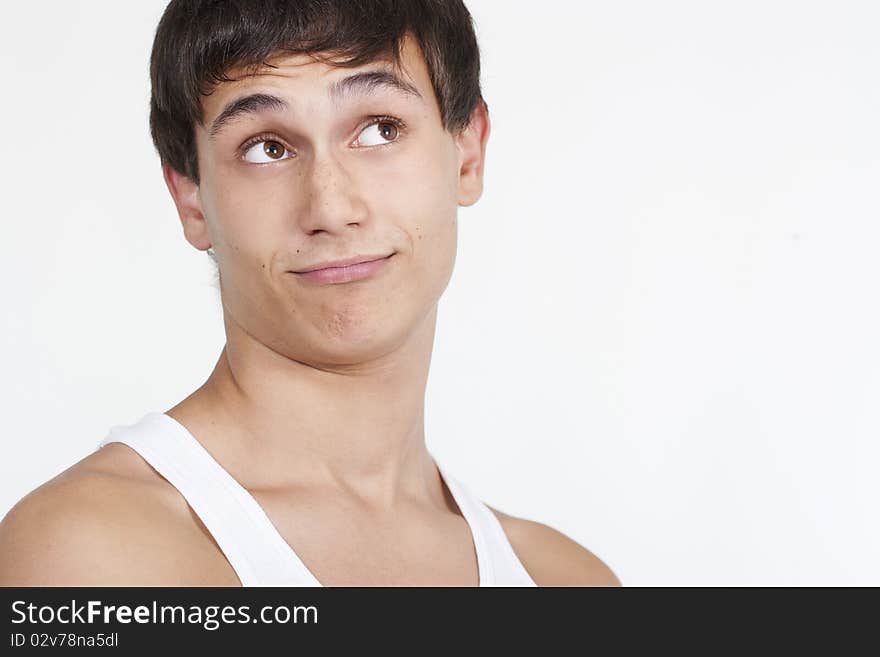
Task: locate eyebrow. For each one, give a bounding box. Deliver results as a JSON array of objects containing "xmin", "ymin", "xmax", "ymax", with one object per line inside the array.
[{"xmin": 207, "ymin": 69, "xmax": 422, "ymax": 139}]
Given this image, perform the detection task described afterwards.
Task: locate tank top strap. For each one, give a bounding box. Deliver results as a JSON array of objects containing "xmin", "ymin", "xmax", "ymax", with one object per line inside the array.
[
  {"xmin": 98, "ymin": 412, "xmax": 535, "ymax": 587},
  {"xmin": 433, "ymin": 460, "xmax": 538, "ymax": 587},
  {"xmin": 96, "ymin": 412, "xmax": 320, "ymax": 587}
]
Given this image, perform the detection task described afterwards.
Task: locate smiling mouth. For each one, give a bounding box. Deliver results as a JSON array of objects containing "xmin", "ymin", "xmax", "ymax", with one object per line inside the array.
[
  {"xmin": 294, "ymin": 253, "xmax": 394, "ymax": 273},
  {"xmin": 291, "ymin": 253, "xmax": 394, "ymax": 284}
]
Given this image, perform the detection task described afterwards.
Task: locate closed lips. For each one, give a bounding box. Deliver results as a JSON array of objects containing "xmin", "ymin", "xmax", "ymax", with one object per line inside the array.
[{"xmin": 294, "ymin": 254, "xmax": 393, "ymax": 273}]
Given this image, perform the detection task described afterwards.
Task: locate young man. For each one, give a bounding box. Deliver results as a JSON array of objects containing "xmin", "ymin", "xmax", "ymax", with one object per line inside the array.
[{"xmin": 0, "ymin": 0, "xmax": 620, "ymax": 586}]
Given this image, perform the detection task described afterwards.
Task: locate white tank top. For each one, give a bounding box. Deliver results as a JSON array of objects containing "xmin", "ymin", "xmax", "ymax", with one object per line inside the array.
[{"xmin": 96, "ymin": 412, "xmax": 537, "ymax": 587}]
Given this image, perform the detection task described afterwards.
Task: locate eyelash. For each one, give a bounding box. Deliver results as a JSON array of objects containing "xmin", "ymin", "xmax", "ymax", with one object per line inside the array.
[{"xmin": 238, "ymin": 115, "xmax": 407, "ymax": 161}]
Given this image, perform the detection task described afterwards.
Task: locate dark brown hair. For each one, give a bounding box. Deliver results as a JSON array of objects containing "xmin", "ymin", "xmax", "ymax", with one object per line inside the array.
[{"xmin": 149, "ymin": 0, "xmax": 486, "ymax": 184}]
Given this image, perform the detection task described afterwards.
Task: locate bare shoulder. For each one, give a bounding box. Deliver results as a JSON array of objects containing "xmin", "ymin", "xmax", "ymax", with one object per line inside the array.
[
  {"xmin": 487, "ymin": 505, "xmax": 622, "ymax": 587},
  {"xmin": 0, "ymin": 444, "xmax": 237, "ymax": 586}
]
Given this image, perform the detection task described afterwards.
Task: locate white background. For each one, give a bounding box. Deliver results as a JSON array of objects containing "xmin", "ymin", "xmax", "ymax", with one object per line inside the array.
[{"xmin": 1, "ymin": 1, "xmax": 878, "ymax": 585}]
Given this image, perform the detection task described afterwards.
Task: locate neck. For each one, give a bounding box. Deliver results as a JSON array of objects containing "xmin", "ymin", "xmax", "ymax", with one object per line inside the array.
[{"xmin": 166, "ymin": 305, "xmax": 441, "ymax": 513}]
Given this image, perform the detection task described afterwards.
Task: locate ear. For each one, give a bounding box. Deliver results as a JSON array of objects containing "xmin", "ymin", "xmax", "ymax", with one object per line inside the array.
[
  {"xmin": 455, "ymin": 100, "xmax": 491, "ymax": 207},
  {"xmin": 162, "ymin": 164, "xmax": 212, "ymax": 252}
]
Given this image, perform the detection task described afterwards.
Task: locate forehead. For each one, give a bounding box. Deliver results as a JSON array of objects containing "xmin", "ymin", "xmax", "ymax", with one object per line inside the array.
[{"xmin": 199, "ymin": 34, "xmax": 436, "ymax": 125}]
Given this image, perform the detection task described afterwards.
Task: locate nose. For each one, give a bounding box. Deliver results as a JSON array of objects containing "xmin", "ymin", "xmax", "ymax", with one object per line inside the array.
[{"xmin": 298, "ymin": 149, "xmax": 367, "ymax": 235}]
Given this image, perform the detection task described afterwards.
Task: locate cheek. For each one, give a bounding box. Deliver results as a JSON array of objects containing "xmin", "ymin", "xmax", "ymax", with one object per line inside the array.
[
  {"xmin": 401, "ymin": 179, "xmax": 459, "ymax": 285},
  {"xmin": 385, "ymin": 139, "xmax": 459, "ymax": 219},
  {"xmin": 202, "ymin": 176, "xmax": 288, "ymax": 260}
]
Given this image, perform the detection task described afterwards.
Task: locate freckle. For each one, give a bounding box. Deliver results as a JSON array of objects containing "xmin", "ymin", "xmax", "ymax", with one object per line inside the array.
[
  {"xmin": 296, "ymin": 249, "xmax": 300, "ymax": 253},
  {"xmin": 261, "ymin": 264, "xmax": 265, "ymax": 268}
]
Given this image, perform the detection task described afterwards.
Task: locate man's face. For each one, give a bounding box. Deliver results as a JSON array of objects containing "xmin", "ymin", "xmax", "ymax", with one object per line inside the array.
[{"xmin": 182, "ymin": 35, "xmax": 486, "ymax": 367}]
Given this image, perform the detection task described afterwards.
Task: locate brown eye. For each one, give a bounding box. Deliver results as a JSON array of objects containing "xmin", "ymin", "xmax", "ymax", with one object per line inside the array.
[
  {"xmin": 264, "ymin": 141, "xmax": 285, "ymax": 158},
  {"xmin": 356, "ymin": 119, "xmax": 403, "ymax": 147},
  {"xmin": 243, "ymin": 138, "xmax": 292, "ymax": 163},
  {"xmin": 377, "ymin": 121, "xmax": 398, "ymax": 141}
]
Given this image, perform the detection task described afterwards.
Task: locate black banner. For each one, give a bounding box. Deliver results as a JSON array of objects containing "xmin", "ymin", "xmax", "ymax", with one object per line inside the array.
[{"xmin": 0, "ymin": 586, "xmax": 869, "ymax": 651}]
